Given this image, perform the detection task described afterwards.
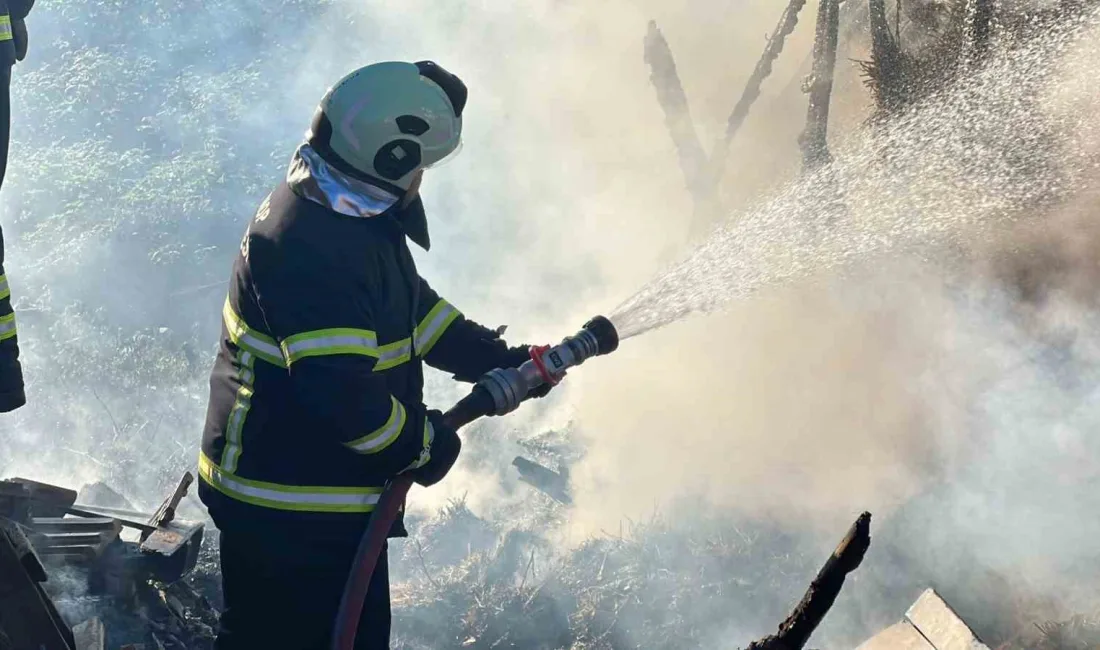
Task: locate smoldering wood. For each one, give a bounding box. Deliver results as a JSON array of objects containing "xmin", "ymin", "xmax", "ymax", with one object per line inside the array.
[
  {"xmin": 710, "ymin": 0, "xmax": 810, "ymax": 179},
  {"xmin": 646, "ymin": 0, "xmax": 810, "ymax": 237},
  {"xmin": 745, "ymin": 511, "xmax": 872, "ymax": 650},
  {"xmin": 512, "ymin": 456, "xmax": 572, "ymax": 505},
  {"xmin": 0, "ymin": 522, "xmax": 76, "ymax": 650},
  {"xmin": 800, "ymin": 0, "xmax": 843, "ymax": 171},
  {"xmin": 644, "ymin": 20, "xmax": 709, "ymax": 205},
  {"xmin": 966, "ymin": 0, "xmax": 994, "ymax": 59},
  {"xmin": 867, "ymin": 0, "xmax": 906, "ymax": 113}
]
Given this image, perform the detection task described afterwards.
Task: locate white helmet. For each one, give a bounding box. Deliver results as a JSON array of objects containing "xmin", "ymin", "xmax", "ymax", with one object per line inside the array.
[{"xmin": 307, "ymin": 60, "xmax": 466, "ymax": 193}]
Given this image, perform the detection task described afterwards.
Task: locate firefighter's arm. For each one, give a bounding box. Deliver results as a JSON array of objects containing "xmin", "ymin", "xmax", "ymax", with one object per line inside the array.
[
  {"xmin": 283, "ymin": 357, "xmax": 435, "ymax": 476},
  {"xmin": 414, "ymin": 277, "xmax": 531, "ymax": 383}
]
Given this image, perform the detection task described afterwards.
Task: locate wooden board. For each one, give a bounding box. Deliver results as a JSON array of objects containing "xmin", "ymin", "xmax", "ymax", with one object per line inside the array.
[
  {"xmin": 855, "ymin": 621, "xmax": 936, "ymax": 650},
  {"xmin": 0, "ymin": 524, "xmax": 75, "ymax": 650},
  {"xmin": 906, "ymin": 588, "xmax": 991, "ymax": 650}
]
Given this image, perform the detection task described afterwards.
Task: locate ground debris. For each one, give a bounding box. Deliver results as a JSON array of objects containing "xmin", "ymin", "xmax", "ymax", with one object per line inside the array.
[{"xmin": 0, "ymin": 474, "xmax": 214, "ymax": 649}]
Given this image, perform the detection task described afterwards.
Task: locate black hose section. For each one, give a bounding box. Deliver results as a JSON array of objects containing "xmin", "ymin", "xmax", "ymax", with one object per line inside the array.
[
  {"xmin": 441, "ymin": 384, "xmax": 496, "ymax": 430},
  {"xmin": 0, "ymin": 63, "xmax": 10, "ymax": 194}
]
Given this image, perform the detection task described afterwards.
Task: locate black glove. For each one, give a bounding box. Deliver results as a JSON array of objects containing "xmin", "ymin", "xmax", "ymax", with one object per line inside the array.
[
  {"xmin": 9, "ymin": 0, "xmax": 34, "ymax": 62},
  {"xmin": 406, "ymin": 410, "xmax": 461, "ymax": 487}
]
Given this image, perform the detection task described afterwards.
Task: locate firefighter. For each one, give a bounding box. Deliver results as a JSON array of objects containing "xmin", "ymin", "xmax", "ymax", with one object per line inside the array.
[
  {"xmin": 199, "ymin": 61, "xmax": 548, "ymax": 649},
  {"xmin": 0, "ymin": 0, "xmax": 34, "ymax": 413}
]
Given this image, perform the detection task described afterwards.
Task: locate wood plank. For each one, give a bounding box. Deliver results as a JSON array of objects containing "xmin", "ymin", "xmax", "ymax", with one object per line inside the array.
[
  {"xmin": 0, "ymin": 524, "xmax": 75, "ymax": 649},
  {"xmin": 906, "ymin": 588, "xmax": 991, "ymax": 650},
  {"xmin": 147, "ymin": 472, "xmax": 193, "ymax": 529},
  {"xmin": 32, "ymin": 517, "xmax": 119, "ymax": 532},
  {"xmin": 855, "ymin": 621, "xmax": 936, "ymax": 650},
  {"xmin": 8, "ymin": 478, "xmax": 77, "ymax": 517}
]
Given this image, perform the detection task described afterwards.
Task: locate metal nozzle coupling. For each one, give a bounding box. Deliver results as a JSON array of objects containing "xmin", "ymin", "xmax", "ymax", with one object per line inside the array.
[{"xmin": 477, "ymin": 315, "xmax": 619, "ymax": 416}]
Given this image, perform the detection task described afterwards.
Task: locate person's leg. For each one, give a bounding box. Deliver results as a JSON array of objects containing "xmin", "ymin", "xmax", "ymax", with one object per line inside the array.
[
  {"xmin": 215, "ymin": 528, "xmax": 346, "ymax": 650},
  {"xmin": 215, "ymin": 527, "xmax": 393, "ymax": 650}
]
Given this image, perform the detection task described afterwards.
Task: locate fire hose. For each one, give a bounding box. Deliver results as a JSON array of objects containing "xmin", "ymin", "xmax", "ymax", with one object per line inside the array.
[{"xmin": 331, "ymin": 315, "xmax": 620, "ymax": 650}]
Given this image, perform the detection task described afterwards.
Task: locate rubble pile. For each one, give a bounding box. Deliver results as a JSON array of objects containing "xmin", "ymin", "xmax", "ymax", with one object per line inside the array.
[{"xmin": 0, "ymin": 474, "xmax": 216, "ymax": 649}]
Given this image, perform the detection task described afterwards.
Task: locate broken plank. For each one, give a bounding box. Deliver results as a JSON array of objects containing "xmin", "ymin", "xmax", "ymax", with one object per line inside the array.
[
  {"xmin": 906, "ymin": 588, "xmax": 991, "ymax": 650},
  {"xmin": 66, "ymin": 506, "xmax": 156, "ymax": 533},
  {"xmin": 512, "ymin": 457, "xmax": 572, "ymax": 505},
  {"xmin": 8, "ymin": 478, "xmax": 78, "ymax": 518},
  {"xmin": 33, "ymin": 517, "xmax": 121, "ymax": 533},
  {"xmin": 147, "ymin": 472, "xmax": 193, "ymax": 530},
  {"xmin": 0, "ymin": 524, "xmax": 75, "ymax": 650},
  {"xmin": 855, "ymin": 621, "xmax": 936, "ymax": 650}
]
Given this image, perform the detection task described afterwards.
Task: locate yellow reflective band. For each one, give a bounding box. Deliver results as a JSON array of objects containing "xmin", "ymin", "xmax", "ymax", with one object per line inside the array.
[
  {"xmin": 198, "ymin": 452, "xmax": 383, "ymax": 513},
  {"xmin": 280, "ymin": 327, "xmax": 380, "ymax": 365},
  {"xmin": 222, "ymin": 298, "xmax": 286, "ymax": 368},
  {"xmin": 0, "ymin": 16, "xmax": 11, "ymax": 43},
  {"xmin": 0, "ymin": 313, "xmax": 15, "ymax": 342},
  {"xmin": 344, "ymin": 397, "xmax": 406, "ymax": 453},
  {"xmin": 414, "ymin": 299, "xmax": 460, "ymax": 357},
  {"xmin": 219, "ymin": 350, "xmax": 255, "ymax": 473},
  {"xmin": 0, "ymin": 274, "xmax": 10, "ymax": 301},
  {"xmin": 375, "ymin": 338, "xmax": 412, "ymax": 371},
  {"xmin": 401, "ymin": 416, "xmax": 435, "ymax": 473}
]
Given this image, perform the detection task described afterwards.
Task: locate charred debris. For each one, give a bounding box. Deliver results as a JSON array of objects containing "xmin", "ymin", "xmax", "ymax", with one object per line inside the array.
[{"xmin": 0, "ymin": 474, "xmax": 216, "ymax": 649}]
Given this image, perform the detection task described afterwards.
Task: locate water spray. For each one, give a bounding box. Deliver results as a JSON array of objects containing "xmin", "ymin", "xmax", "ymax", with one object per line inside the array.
[{"xmin": 332, "ymin": 315, "xmax": 620, "ymax": 650}]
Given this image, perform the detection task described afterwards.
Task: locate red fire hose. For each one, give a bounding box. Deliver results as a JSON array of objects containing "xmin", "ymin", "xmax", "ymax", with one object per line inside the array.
[
  {"xmin": 330, "ymin": 315, "xmax": 619, "ymax": 648},
  {"xmin": 330, "ymin": 391, "xmax": 494, "ymax": 650}
]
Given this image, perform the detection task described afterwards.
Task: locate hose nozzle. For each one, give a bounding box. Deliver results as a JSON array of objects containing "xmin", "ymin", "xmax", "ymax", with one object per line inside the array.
[{"xmin": 477, "ymin": 315, "xmax": 619, "ymax": 416}]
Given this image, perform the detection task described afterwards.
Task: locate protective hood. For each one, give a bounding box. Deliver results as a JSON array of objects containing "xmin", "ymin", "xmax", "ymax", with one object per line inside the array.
[{"xmin": 287, "ymin": 144, "xmax": 432, "ymax": 250}]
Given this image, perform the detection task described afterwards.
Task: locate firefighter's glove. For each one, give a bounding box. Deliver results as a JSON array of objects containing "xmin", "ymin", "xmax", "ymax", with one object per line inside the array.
[
  {"xmin": 9, "ymin": 0, "xmax": 34, "ymax": 62},
  {"xmin": 407, "ymin": 410, "xmax": 461, "ymax": 488}
]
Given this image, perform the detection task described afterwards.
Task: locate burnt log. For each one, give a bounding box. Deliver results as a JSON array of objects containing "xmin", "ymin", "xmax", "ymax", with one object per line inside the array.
[{"xmin": 746, "ymin": 511, "xmax": 872, "ymax": 650}]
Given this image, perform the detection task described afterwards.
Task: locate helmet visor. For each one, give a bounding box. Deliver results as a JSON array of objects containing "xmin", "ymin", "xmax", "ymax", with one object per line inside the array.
[{"xmin": 422, "ymin": 138, "xmax": 463, "ymax": 170}]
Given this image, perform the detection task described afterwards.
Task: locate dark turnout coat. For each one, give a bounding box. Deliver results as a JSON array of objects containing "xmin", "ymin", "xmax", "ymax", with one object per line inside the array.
[{"xmin": 199, "ymin": 149, "xmax": 527, "ymax": 536}]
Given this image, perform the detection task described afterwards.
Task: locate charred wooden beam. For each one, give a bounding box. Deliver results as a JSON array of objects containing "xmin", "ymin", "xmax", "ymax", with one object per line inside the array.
[
  {"xmin": 644, "ymin": 20, "xmax": 708, "ymax": 204},
  {"xmin": 867, "ymin": 0, "xmax": 905, "ymax": 113},
  {"xmin": 0, "ymin": 520, "xmax": 75, "ymax": 650},
  {"xmin": 800, "ymin": 0, "xmax": 843, "ymax": 171},
  {"xmin": 646, "ymin": 0, "xmax": 809, "ymax": 238},
  {"xmin": 746, "ymin": 512, "xmax": 872, "ymax": 649},
  {"xmin": 712, "ymin": 0, "xmax": 809, "ymax": 174},
  {"xmin": 512, "ymin": 456, "xmax": 572, "ymax": 505},
  {"xmin": 147, "ymin": 472, "xmax": 192, "ymax": 530},
  {"xmin": 967, "ymin": 0, "xmax": 994, "ymax": 60}
]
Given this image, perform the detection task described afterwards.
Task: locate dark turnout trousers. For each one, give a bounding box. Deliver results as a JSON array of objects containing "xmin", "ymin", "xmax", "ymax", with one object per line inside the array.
[{"xmin": 214, "ymin": 524, "xmax": 391, "ymax": 650}]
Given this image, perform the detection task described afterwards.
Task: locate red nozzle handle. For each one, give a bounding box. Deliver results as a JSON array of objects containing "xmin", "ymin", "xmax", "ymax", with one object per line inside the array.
[{"xmin": 529, "ymin": 344, "xmax": 564, "ymax": 386}]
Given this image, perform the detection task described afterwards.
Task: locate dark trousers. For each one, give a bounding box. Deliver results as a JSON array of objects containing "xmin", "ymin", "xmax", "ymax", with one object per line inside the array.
[{"xmin": 214, "ymin": 525, "xmax": 391, "ymax": 650}]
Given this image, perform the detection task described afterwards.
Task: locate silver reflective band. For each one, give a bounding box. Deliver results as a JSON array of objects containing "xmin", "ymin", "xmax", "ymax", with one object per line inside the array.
[
  {"xmin": 345, "ymin": 398, "xmax": 406, "ymax": 453},
  {"xmin": 222, "ymin": 299, "xmax": 285, "ymax": 367},
  {"xmin": 415, "ymin": 301, "xmax": 459, "ymax": 356},
  {"xmin": 376, "ymin": 339, "xmax": 412, "ymax": 370},
  {"xmin": 199, "ymin": 453, "xmax": 383, "ymax": 513},
  {"xmin": 401, "ymin": 416, "xmax": 435, "ymax": 472},
  {"xmin": 0, "ymin": 313, "xmax": 15, "ymax": 342},
  {"xmin": 281, "ymin": 329, "xmax": 380, "ymax": 365},
  {"xmin": 220, "ymin": 350, "xmax": 255, "ymax": 474}
]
